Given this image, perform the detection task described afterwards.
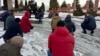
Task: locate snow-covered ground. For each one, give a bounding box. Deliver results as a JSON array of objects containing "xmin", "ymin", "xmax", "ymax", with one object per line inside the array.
[{"xmin": 0, "ymin": 12, "xmax": 100, "ymax": 56}]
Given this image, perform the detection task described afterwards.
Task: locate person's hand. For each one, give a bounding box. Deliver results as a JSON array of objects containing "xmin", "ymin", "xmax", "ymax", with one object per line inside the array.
[{"xmin": 30, "ymin": 26, "xmax": 34, "ymax": 29}]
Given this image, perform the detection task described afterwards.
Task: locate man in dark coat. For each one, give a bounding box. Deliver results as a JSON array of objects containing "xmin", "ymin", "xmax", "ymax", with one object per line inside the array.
[
  {"xmin": 65, "ymin": 15, "xmax": 76, "ymax": 35},
  {"xmin": 3, "ymin": 18, "xmax": 23, "ymax": 42},
  {"xmin": 0, "ymin": 36, "xmax": 24, "ymax": 56},
  {"xmin": 0, "ymin": 10, "xmax": 11, "ymax": 30},
  {"xmin": 81, "ymin": 12, "xmax": 96, "ymax": 35},
  {"xmin": 6, "ymin": 12, "xmax": 15, "ymax": 30}
]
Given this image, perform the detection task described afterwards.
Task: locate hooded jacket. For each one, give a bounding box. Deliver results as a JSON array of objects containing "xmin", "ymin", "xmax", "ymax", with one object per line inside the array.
[
  {"xmin": 65, "ymin": 16, "xmax": 76, "ymax": 33},
  {"xmin": 21, "ymin": 11, "xmax": 31, "ymax": 33},
  {"xmin": 48, "ymin": 27, "xmax": 75, "ymax": 56}
]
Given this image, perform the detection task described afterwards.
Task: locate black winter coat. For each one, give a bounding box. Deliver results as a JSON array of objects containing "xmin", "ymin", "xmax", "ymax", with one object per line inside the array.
[
  {"xmin": 3, "ymin": 21, "xmax": 23, "ymax": 41},
  {"xmin": 65, "ymin": 16, "xmax": 76, "ymax": 34},
  {"xmin": 82, "ymin": 15, "xmax": 96, "ymax": 30}
]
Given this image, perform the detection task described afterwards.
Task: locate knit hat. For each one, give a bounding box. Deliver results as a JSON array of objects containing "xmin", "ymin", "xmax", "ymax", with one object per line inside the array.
[
  {"xmin": 57, "ymin": 20, "xmax": 65, "ymax": 27},
  {"xmin": 9, "ymin": 36, "xmax": 24, "ymax": 48},
  {"xmin": 15, "ymin": 18, "xmax": 21, "ymax": 23}
]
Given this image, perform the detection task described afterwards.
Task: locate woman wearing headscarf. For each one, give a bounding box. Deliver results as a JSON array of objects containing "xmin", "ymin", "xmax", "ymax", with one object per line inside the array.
[
  {"xmin": 0, "ymin": 36, "xmax": 24, "ymax": 56},
  {"xmin": 51, "ymin": 14, "xmax": 61, "ymax": 33}
]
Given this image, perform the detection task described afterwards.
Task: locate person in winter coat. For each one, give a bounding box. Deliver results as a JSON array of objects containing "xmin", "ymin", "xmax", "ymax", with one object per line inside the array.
[
  {"xmin": 21, "ymin": 10, "xmax": 33, "ymax": 33},
  {"xmin": 0, "ymin": 9, "xmax": 11, "ymax": 30},
  {"xmin": 0, "ymin": 36, "xmax": 24, "ymax": 56},
  {"xmin": 81, "ymin": 12, "xmax": 96, "ymax": 35},
  {"xmin": 48, "ymin": 20, "xmax": 75, "ymax": 56},
  {"xmin": 3, "ymin": 18, "xmax": 23, "ymax": 42},
  {"xmin": 65, "ymin": 15, "xmax": 76, "ymax": 35},
  {"xmin": 35, "ymin": 7, "xmax": 44, "ymax": 22},
  {"xmin": 6, "ymin": 11, "xmax": 15, "ymax": 30},
  {"xmin": 51, "ymin": 14, "xmax": 61, "ymax": 32}
]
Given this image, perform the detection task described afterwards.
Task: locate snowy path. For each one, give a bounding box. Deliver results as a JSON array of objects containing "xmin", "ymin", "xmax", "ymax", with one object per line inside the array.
[{"xmin": 0, "ymin": 16, "xmax": 100, "ymax": 56}]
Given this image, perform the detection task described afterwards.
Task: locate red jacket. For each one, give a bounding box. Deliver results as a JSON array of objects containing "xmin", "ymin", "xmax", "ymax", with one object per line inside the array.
[
  {"xmin": 48, "ymin": 27, "xmax": 75, "ymax": 56},
  {"xmin": 21, "ymin": 11, "xmax": 31, "ymax": 33}
]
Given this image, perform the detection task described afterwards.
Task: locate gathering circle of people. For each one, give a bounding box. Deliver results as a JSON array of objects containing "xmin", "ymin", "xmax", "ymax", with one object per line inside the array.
[{"xmin": 0, "ymin": 7, "xmax": 97, "ymax": 56}]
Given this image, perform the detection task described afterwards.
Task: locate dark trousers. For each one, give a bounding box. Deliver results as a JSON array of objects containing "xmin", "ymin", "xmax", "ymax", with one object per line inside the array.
[
  {"xmin": 4, "ymin": 21, "xmax": 6, "ymax": 30},
  {"xmin": 81, "ymin": 23, "xmax": 94, "ymax": 34},
  {"xmin": 47, "ymin": 50, "xmax": 52, "ymax": 56}
]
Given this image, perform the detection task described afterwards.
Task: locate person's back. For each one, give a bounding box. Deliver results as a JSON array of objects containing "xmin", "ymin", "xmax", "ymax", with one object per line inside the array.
[
  {"xmin": 21, "ymin": 11, "xmax": 32, "ymax": 33},
  {"xmin": 0, "ymin": 36, "xmax": 23, "ymax": 56},
  {"xmin": 48, "ymin": 20, "xmax": 75, "ymax": 56},
  {"xmin": 0, "ymin": 43, "xmax": 21, "ymax": 56},
  {"xmin": 3, "ymin": 18, "xmax": 23, "ymax": 42},
  {"xmin": 51, "ymin": 14, "xmax": 61, "ymax": 32},
  {"xmin": 5, "ymin": 12, "xmax": 15, "ymax": 29},
  {"xmin": 81, "ymin": 12, "xmax": 96, "ymax": 35},
  {"xmin": 86, "ymin": 15, "xmax": 96, "ymax": 29},
  {"xmin": 65, "ymin": 15, "xmax": 76, "ymax": 35}
]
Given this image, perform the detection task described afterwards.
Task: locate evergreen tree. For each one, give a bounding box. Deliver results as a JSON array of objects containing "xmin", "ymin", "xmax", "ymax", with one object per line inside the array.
[
  {"xmin": 25, "ymin": 0, "xmax": 28, "ymax": 6},
  {"xmin": 89, "ymin": 0, "xmax": 94, "ymax": 9},
  {"xmin": 25, "ymin": 0, "xmax": 28, "ymax": 9},
  {"xmin": 49, "ymin": 0, "xmax": 59, "ymax": 10},
  {"xmin": 28, "ymin": 0, "xmax": 36, "ymax": 10},
  {"xmin": 61, "ymin": 1, "xmax": 67, "ymax": 8},
  {"xmin": 73, "ymin": 5, "xmax": 84, "ymax": 16},
  {"xmin": 28, "ymin": 0, "xmax": 34, "ymax": 6},
  {"xmin": 41, "ymin": 2, "xmax": 45, "ymax": 12},
  {"xmin": 72, "ymin": 2, "xmax": 74, "ymax": 8},
  {"xmin": 19, "ymin": 0, "xmax": 24, "ymax": 7},
  {"xmin": 88, "ymin": 8, "xmax": 96, "ymax": 16},
  {"xmin": 34, "ymin": 2, "xmax": 37, "ymax": 8},
  {"xmin": 76, "ymin": 0, "xmax": 79, "ymax": 6},
  {"xmin": 15, "ymin": 0, "xmax": 19, "ymax": 8},
  {"xmin": 88, "ymin": 0, "xmax": 96, "ymax": 16},
  {"xmin": 73, "ymin": 0, "xmax": 84, "ymax": 16},
  {"xmin": 3, "ymin": 0, "xmax": 8, "ymax": 9}
]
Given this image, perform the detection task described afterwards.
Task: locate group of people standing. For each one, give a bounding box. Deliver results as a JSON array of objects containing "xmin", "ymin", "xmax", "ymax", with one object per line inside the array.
[{"xmin": 0, "ymin": 8, "xmax": 97, "ymax": 56}]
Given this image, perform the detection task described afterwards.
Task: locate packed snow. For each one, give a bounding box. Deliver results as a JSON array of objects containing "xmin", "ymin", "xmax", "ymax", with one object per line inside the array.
[{"xmin": 0, "ymin": 12, "xmax": 100, "ymax": 56}]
